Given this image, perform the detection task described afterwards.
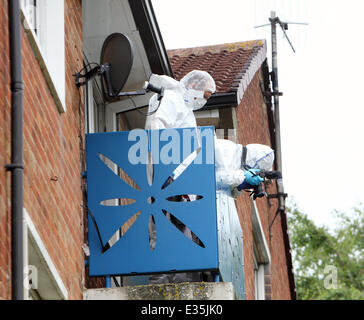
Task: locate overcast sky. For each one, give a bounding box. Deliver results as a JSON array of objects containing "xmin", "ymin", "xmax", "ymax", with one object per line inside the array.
[{"xmin": 151, "ymin": 0, "xmax": 364, "ymax": 229}]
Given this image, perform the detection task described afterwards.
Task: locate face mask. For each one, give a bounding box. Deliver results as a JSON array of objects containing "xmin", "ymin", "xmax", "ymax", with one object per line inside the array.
[
  {"xmin": 183, "ymin": 88, "xmax": 207, "ymax": 110},
  {"xmin": 251, "ymin": 151, "xmax": 274, "ymax": 171},
  {"xmin": 191, "ymin": 97, "xmax": 207, "ymax": 110}
]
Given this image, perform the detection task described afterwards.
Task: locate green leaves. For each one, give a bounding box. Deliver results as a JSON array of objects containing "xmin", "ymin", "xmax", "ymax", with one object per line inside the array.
[{"xmin": 287, "ymin": 202, "xmax": 364, "ymax": 300}]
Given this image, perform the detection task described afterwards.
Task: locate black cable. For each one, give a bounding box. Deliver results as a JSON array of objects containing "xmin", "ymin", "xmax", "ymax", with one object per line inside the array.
[
  {"xmin": 269, "ymin": 207, "xmax": 281, "ymax": 232},
  {"xmin": 74, "ymin": 62, "xmax": 101, "ymax": 88},
  {"xmin": 112, "ymin": 276, "xmax": 121, "ymax": 287},
  {"xmin": 78, "ymin": 62, "xmax": 100, "ymax": 75},
  {"xmin": 86, "ymin": 206, "xmax": 106, "ymax": 251},
  {"xmin": 126, "ymin": 94, "xmax": 162, "ymax": 117},
  {"xmin": 76, "ymin": 62, "xmax": 162, "ymax": 118}
]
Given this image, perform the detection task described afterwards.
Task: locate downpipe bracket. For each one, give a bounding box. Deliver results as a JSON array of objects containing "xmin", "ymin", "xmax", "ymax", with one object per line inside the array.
[
  {"xmin": 5, "ymin": 163, "xmax": 24, "ymax": 171},
  {"xmin": 10, "ymin": 81, "xmax": 24, "ymax": 92},
  {"xmin": 266, "ymin": 192, "xmax": 288, "ymax": 200}
]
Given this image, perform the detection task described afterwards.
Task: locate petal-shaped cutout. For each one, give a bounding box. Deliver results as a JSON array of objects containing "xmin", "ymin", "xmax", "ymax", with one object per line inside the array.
[
  {"xmin": 148, "ymin": 214, "xmax": 156, "ymax": 251},
  {"xmin": 100, "ymin": 198, "xmax": 136, "ymax": 206},
  {"xmin": 161, "ymin": 147, "xmax": 202, "ymax": 190},
  {"xmin": 98, "ymin": 153, "xmax": 140, "ymax": 191},
  {"xmin": 146, "ymin": 149, "xmax": 154, "ymax": 187},
  {"xmin": 162, "ymin": 209, "xmax": 205, "ymax": 248},
  {"xmin": 102, "ymin": 211, "xmax": 141, "ymax": 254},
  {"xmin": 166, "ymin": 195, "xmax": 203, "ymax": 202}
]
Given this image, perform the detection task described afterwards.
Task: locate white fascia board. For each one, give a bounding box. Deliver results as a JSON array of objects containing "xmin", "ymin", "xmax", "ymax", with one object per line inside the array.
[
  {"xmin": 251, "ymin": 199, "xmax": 271, "ymax": 264},
  {"xmin": 236, "ymin": 40, "xmax": 267, "ymax": 105}
]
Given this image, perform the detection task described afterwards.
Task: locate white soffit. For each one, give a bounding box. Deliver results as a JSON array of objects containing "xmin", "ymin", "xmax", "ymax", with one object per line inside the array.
[{"xmin": 82, "ymin": 0, "xmax": 153, "ymax": 110}]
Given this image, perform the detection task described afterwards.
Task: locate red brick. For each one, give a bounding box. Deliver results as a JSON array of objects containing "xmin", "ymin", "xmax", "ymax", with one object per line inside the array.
[
  {"xmin": 233, "ymin": 70, "xmax": 292, "ymax": 299},
  {"xmin": 0, "ymin": 0, "xmax": 84, "ymax": 299}
]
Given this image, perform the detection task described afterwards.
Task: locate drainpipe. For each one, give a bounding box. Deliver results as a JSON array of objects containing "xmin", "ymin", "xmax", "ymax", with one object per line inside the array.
[{"xmin": 6, "ymin": 0, "xmax": 24, "ymax": 300}]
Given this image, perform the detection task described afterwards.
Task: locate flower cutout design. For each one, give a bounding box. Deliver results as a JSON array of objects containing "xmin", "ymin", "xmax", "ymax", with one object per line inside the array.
[
  {"xmin": 85, "ymin": 128, "xmax": 218, "ymax": 277},
  {"xmin": 97, "ymin": 148, "xmax": 206, "ymax": 253}
]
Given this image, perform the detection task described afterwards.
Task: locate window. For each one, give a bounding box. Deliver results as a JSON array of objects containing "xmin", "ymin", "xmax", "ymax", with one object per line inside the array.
[
  {"xmin": 20, "ymin": 0, "xmax": 38, "ymax": 34},
  {"xmin": 251, "ymin": 200, "xmax": 271, "ymax": 300},
  {"xmin": 84, "ymin": 76, "xmax": 96, "ymax": 134},
  {"xmin": 253, "ymin": 247, "xmax": 266, "ymax": 300},
  {"xmin": 21, "ymin": 0, "xmax": 66, "ymax": 111},
  {"xmin": 83, "ymin": 56, "xmax": 107, "ymax": 134},
  {"xmin": 23, "ymin": 209, "xmax": 68, "ymax": 300}
]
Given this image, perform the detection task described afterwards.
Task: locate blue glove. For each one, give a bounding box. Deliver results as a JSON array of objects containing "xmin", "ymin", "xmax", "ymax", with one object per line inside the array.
[{"xmin": 244, "ymin": 169, "xmax": 264, "ymax": 186}]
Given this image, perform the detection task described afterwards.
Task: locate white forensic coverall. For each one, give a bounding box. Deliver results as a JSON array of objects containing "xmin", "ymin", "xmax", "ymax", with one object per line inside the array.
[
  {"xmin": 145, "ymin": 75, "xmax": 199, "ymax": 130},
  {"xmin": 214, "ymin": 139, "xmax": 275, "ymax": 195},
  {"xmin": 213, "ymin": 140, "xmax": 274, "ymax": 288}
]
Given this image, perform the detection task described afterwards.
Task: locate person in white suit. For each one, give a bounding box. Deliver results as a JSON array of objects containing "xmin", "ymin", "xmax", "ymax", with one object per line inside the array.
[
  {"xmin": 145, "ymin": 70, "xmax": 216, "ymax": 130},
  {"xmin": 145, "ymin": 70, "xmax": 216, "ymax": 284}
]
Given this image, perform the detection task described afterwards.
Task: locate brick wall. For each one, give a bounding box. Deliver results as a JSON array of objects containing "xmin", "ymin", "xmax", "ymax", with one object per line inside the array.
[
  {"xmin": 234, "ymin": 68, "xmax": 292, "ymax": 300},
  {"xmin": 0, "ymin": 0, "xmax": 86, "ymax": 299}
]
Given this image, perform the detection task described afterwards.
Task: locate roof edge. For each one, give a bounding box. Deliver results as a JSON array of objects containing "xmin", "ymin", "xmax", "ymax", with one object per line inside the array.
[
  {"xmin": 233, "ymin": 39, "xmax": 267, "ymax": 104},
  {"xmin": 128, "ymin": 0, "xmax": 174, "ymax": 77},
  {"xmin": 167, "ymin": 39, "xmax": 266, "ymax": 57},
  {"xmin": 200, "ymin": 92, "xmax": 238, "ymax": 110}
]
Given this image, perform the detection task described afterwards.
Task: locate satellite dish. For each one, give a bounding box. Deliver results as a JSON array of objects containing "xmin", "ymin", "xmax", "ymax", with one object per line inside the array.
[
  {"xmin": 100, "ymin": 33, "xmax": 134, "ymax": 101},
  {"xmin": 74, "ymin": 32, "xmax": 162, "ymax": 102}
]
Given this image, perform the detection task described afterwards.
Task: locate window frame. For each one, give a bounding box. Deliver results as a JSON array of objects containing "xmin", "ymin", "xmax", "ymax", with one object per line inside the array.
[
  {"xmin": 20, "ymin": 0, "xmax": 66, "ymax": 112},
  {"xmin": 253, "ymin": 244, "xmax": 266, "ymax": 300},
  {"xmin": 23, "ymin": 209, "xmax": 68, "ymax": 300},
  {"xmin": 20, "ymin": 0, "xmax": 39, "ymax": 34},
  {"xmin": 251, "ymin": 200, "xmax": 271, "ymax": 300}
]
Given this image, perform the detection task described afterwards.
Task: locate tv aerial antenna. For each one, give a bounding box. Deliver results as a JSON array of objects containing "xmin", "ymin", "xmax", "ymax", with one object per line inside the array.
[
  {"xmin": 254, "ymin": 11, "xmax": 308, "ymax": 212},
  {"xmin": 255, "ymin": 11, "xmax": 308, "ymax": 53}
]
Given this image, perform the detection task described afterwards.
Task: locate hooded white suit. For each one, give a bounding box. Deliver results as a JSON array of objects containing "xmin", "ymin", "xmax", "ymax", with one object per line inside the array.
[{"xmin": 145, "ymin": 71, "xmax": 215, "ymax": 130}]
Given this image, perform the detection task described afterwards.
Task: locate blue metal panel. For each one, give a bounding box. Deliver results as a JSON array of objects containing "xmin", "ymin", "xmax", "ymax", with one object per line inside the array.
[
  {"xmin": 216, "ymin": 189, "xmax": 245, "ymax": 300},
  {"xmin": 85, "ymin": 127, "xmax": 218, "ymax": 277},
  {"xmin": 229, "ymin": 201, "xmax": 245, "ymax": 300}
]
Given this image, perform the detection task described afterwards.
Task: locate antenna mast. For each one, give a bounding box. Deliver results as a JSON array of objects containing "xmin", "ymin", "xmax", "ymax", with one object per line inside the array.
[{"xmin": 255, "ymin": 11, "xmax": 307, "ymax": 211}]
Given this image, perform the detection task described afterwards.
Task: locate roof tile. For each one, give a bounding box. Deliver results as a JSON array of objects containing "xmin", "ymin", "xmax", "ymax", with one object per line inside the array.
[{"xmin": 167, "ymin": 40, "xmax": 266, "ymax": 94}]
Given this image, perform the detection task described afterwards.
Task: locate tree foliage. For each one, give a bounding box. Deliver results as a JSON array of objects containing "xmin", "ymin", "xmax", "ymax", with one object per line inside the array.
[{"xmin": 287, "ymin": 202, "xmax": 364, "ymax": 300}]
